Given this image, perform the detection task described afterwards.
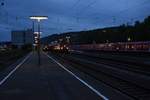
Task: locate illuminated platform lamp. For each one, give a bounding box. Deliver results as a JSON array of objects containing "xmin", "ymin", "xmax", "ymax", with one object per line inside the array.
[
  {"xmin": 35, "ymin": 40, "xmax": 38, "ymax": 44},
  {"xmin": 30, "ymin": 16, "xmax": 48, "ymax": 22},
  {"xmin": 29, "ymin": 16, "xmax": 48, "ymax": 65},
  {"xmin": 34, "ymin": 32, "xmax": 42, "ymax": 35},
  {"xmin": 34, "ymin": 36, "xmax": 38, "ymax": 39},
  {"xmin": 127, "ymin": 37, "xmax": 131, "ymax": 42}
]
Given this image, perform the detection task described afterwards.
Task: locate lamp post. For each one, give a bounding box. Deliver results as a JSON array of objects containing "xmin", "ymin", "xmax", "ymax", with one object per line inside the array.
[{"xmin": 29, "ymin": 16, "xmax": 48, "ymax": 65}]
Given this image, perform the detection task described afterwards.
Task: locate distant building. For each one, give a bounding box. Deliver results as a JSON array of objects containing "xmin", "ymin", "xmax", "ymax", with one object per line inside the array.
[
  {"xmin": 0, "ymin": 42, "xmax": 12, "ymax": 50},
  {"xmin": 11, "ymin": 29, "xmax": 34, "ymax": 47}
]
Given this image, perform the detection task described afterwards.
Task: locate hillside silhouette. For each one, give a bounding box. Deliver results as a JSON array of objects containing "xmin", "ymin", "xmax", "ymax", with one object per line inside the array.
[{"xmin": 42, "ymin": 16, "xmax": 150, "ymax": 45}]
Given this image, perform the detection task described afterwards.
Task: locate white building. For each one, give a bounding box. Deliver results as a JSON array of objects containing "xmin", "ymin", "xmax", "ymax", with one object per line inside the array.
[{"xmin": 11, "ymin": 29, "xmax": 34, "ymax": 47}]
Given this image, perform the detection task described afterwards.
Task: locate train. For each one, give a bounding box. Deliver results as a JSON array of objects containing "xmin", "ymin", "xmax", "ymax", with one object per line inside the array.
[
  {"xmin": 70, "ymin": 41, "xmax": 150, "ymax": 52},
  {"xmin": 43, "ymin": 41, "xmax": 150, "ymax": 53},
  {"xmin": 43, "ymin": 44, "xmax": 69, "ymax": 53}
]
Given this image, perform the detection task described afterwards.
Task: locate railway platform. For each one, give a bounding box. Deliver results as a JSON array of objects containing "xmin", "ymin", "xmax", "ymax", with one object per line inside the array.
[{"xmin": 0, "ymin": 52, "xmax": 105, "ymax": 100}]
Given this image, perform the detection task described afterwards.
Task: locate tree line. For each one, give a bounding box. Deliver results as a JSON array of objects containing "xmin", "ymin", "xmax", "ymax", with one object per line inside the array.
[{"xmin": 42, "ymin": 16, "xmax": 150, "ymax": 44}]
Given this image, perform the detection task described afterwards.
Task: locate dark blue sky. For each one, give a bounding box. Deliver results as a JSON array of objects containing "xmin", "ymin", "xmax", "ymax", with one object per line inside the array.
[{"xmin": 0, "ymin": 0, "xmax": 150, "ymax": 41}]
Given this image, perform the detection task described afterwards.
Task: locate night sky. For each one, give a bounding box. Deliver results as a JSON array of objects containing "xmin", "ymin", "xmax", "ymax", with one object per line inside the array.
[{"xmin": 0, "ymin": 0, "xmax": 150, "ymax": 41}]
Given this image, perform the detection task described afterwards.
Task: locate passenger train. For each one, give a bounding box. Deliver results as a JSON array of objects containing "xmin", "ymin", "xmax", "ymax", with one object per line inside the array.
[
  {"xmin": 43, "ymin": 41, "xmax": 150, "ymax": 52},
  {"xmin": 70, "ymin": 41, "xmax": 150, "ymax": 52}
]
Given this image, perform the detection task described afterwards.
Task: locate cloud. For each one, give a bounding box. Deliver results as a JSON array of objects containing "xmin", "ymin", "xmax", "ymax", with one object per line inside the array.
[{"xmin": 0, "ymin": 0, "xmax": 150, "ymax": 41}]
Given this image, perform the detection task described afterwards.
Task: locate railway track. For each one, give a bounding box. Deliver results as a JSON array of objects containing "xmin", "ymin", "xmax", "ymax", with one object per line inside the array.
[
  {"xmin": 69, "ymin": 51, "xmax": 150, "ymax": 75},
  {"xmin": 50, "ymin": 53, "xmax": 150, "ymax": 100},
  {"xmin": 69, "ymin": 53, "xmax": 150, "ymax": 76}
]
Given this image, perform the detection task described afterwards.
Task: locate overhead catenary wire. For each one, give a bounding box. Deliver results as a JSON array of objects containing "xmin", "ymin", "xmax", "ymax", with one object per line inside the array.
[
  {"xmin": 70, "ymin": 0, "xmax": 81, "ymax": 10},
  {"xmin": 92, "ymin": 0, "xmax": 150, "ymax": 21},
  {"xmin": 75, "ymin": 0, "xmax": 97, "ymax": 16},
  {"xmin": 72, "ymin": 0, "xmax": 150, "ymax": 27},
  {"xmin": 66, "ymin": 0, "xmax": 98, "ymax": 31},
  {"xmin": 49, "ymin": 0, "xmax": 150, "ymax": 32}
]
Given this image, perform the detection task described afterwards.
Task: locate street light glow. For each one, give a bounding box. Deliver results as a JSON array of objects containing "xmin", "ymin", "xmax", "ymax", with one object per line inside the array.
[
  {"xmin": 128, "ymin": 37, "xmax": 131, "ymax": 42},
  {"xmin": 30, "ymin": 16, "xmax": 48, "ymax": 22},
  {"xmin": 34, "ymin": 36, "xmax": 38, "ymax": 39},
  {"xmin": 34, "ymin": 32, "xmax": 42, "ymax": 34}
]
